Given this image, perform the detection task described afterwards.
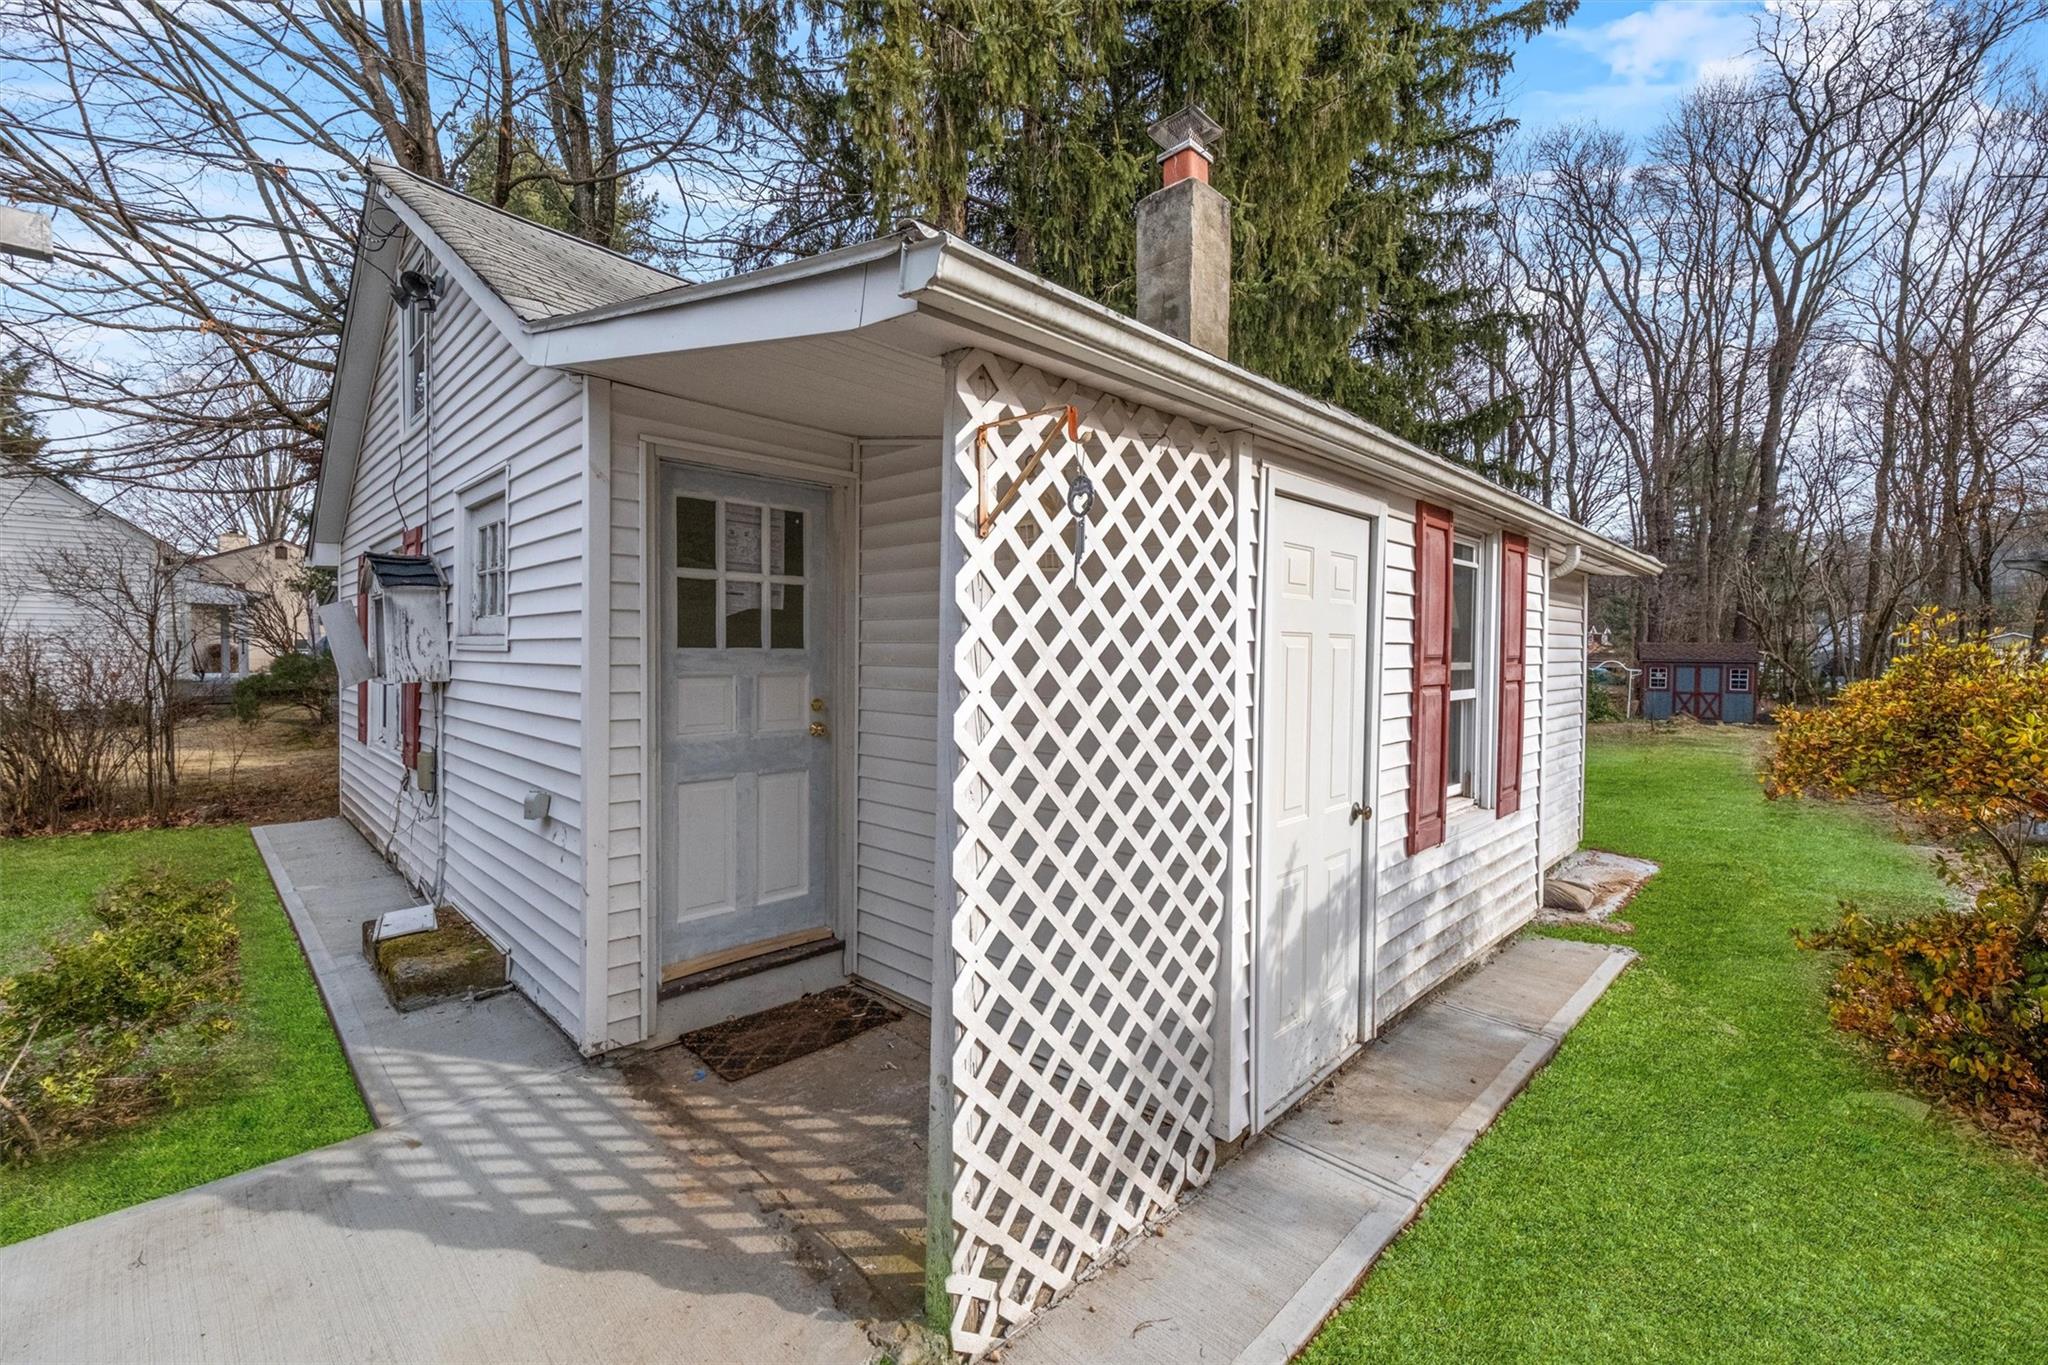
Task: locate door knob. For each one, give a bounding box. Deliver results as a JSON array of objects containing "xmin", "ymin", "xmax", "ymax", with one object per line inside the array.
[
  {"xmin": 1350, "ymin": 802, "xmax": 1371, "ymax": 825},
  {"xmin": 809, "ymin": 721, "xmax": 829, "ymax": 738}
]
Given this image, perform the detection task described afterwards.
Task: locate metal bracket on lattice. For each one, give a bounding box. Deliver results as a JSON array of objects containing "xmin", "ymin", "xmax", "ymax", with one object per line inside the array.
[{"xmin": 974, "ymin": 402, "xmax": 1078, "ymax": 538}]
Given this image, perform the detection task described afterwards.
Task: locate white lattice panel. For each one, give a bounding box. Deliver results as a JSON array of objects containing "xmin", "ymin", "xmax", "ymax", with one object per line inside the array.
[{"xmin": 942, "ymin": 351, "xmax": 1238, "ymax": 1355}]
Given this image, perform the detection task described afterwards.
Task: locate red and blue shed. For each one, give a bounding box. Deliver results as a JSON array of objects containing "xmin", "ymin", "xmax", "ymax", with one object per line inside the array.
[{"xmin": 1639, "ymin": 641, "xmax": 1760, "ymax": 723}]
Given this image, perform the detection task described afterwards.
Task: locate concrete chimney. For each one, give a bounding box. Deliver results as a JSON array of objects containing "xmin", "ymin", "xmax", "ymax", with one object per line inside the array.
[
  {"xmin": 217, "ymin": 531, "xmax": 251, "ymax": 552},
  {"xmin": 1136, "ymin": 105, "xmax": 1229, "ymax": 359}
]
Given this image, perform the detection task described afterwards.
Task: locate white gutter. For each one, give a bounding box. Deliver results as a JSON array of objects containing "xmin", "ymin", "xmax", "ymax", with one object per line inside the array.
[
  {"xmin": 899, "ymin": 236, "xmax": 1662, "ymax": 579},
  {"xmin": 1550, "ymin": 545, "xmax": 1585, "ymax": 578}
]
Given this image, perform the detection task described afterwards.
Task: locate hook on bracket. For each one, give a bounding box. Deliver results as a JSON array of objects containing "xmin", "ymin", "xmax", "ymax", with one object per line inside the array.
[{"xmin": 974, "ymin": 403, "xmax": 1079, "ymax": 539}]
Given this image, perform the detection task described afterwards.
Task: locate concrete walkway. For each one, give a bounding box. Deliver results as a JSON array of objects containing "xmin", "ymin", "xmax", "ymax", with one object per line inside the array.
[
  {"xmin": 1004, "ymin": 936, "xmax": 1634, "ymax": 1365},
  {"xmin": 0, "ymin": 818, "xmax": 877, "ymax": 1365}
]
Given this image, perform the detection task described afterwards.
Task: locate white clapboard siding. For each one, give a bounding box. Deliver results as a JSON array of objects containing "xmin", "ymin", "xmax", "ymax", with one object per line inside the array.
[
  {"xmin": 855, "ymin": 439, "xmax": 941, "ymax": 1007},
  {"xmin": 0, "ymin": 472, "xmax": 207, "ymax": 675},
  {"xmin": 603, "ymin": 413, "xmax": 649, "ymax": 1044},
  {"xmin": 1370, "ymin": 506, "xmax": 1546, "ymax": 1024},
  {"xmin": 337, "ymin": 237, "xmax": 589, "ymax": 1034},
  {"xmin": 1542, "ymin": 571, "xmax": 1588, "ymax": 868}
]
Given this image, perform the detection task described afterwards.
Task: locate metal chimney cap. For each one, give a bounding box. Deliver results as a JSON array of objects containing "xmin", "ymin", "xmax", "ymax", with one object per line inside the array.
[{"xmin": 1147, "ymin": 105, "xmax": 1223, "ymax": 160}]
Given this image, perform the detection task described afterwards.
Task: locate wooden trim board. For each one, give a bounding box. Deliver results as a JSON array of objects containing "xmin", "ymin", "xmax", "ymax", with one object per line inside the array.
[{"xmin": 660, "ymin": 927, "xmax": 837, "ymax": 984}]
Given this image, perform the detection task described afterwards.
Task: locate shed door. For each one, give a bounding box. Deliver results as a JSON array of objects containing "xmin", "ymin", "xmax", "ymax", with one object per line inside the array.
[
  {"xmin": 658, "ymin": 463, "xmax": 838, "ymax": 982},
  {"xmin": 1257, "ymin": 494, "xmax": 1374, "ymax": 1122}
]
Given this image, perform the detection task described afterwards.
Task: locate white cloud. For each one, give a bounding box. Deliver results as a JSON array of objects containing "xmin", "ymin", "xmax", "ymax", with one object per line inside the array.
[
  {"xmin": 1568, "ymin": 0, "xmax": 1762, "ymax": 86},
  {"xmin": 1515, "ymin": 1, "xmax": 1763, "ymax": 124}
]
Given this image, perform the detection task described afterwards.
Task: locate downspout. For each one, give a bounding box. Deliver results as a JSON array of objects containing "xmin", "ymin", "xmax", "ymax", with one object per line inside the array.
[{"xmin": 1550, "ymin": 545, "xmax": 1584, "ymax": 579}]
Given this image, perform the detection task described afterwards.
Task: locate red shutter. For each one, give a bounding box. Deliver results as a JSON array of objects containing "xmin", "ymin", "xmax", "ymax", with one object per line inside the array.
[
  {"xmin": 1407, "ymin": 502, "xmax": 1454, "ymax": 856},
  {"xmin": 399, "ymin": 527, "xmax": 423, "ymax": 769},
  {"xmin": 355, "ymin": 554, "xmax": 369, "ymax": 744},
  {"xmin": 1495, "ymin": 534, "xmax": 1529, "ymax": 816}
]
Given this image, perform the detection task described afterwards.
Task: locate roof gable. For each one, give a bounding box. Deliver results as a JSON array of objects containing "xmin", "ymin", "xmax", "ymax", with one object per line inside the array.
[{"xmin": 368, "ymin": 163, "xmax": 683, "ymax": 323}]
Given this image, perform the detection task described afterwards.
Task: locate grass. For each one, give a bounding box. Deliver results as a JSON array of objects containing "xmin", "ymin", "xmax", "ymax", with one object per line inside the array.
[
  {"xmin": 0, "ymin": 825, "xmax": 370, "ymax": 1245},
  {"xmin": 1303, "ymin": 726, "xmax": 2048, "ymax": 1364}
]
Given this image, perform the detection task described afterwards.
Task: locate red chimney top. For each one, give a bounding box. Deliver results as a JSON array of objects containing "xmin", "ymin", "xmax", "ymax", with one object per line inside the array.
[{"xmin": 1148, "ymin": 105, "xmax": 1223, "ymax": 188}]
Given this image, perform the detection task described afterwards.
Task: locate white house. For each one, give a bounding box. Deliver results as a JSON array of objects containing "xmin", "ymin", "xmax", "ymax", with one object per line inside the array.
[
  {"xmin": 310, "ymin": 115, "xmax": 1658, "ymax": 1356},
  {"xmin": 190, "ymin": 532, "xmax": 321, "ymax": 673},
  {"xmin": 0, "ymin": 466, "xmax": 253, "ymax": 681}
]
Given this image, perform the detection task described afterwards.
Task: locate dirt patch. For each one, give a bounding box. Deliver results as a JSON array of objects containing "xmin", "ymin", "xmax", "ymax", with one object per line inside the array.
[
  {"xmin": 1539, "ymin": 848, "xmax": 1660, "ymax": 931},
  {"xmin": 681, "ymin": 986, "xmax": 902, "ymax": 1082},
  {"xmin": 173, "ymin": 705, "xmax": 338, "ymax": 826}
]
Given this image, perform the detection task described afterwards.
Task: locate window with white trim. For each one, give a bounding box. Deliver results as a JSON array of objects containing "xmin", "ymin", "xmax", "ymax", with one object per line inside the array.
[
  {"xmin": 1648, "ymin": 665, "xmax": 1669, "ymax": 690},
  {"xmin": 402, "ymin": 299, "xmax": 429, "ymax": 426},
  {"xmin": 1447, "ymin": 536, "xmax": 1484, "ymax": 801},
  {"xmin": 1728, "ymin": 665, "xmax": 1752, "ymax": 693},
  {"xmin": 459, "ymin": 470, "xmax": 510, "ymax": 644}
]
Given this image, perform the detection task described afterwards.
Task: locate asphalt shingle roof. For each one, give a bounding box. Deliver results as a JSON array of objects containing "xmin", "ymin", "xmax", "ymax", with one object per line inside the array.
[
  {"xmin": 1638, "ymin": 641, "xmax": 1761, "ymax": 664},
  {"xmin": 369, "ymin": 162, "xmax": 684, "ymax": 322}
]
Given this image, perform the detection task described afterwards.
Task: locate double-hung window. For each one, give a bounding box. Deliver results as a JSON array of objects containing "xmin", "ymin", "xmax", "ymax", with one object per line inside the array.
[
  {"xmin": 402, "ymin": 299, "xmax": 429, "ymax": 427},
  {"xmin": 459, "ymin": 469, "xmax": 510, "ymax": 646},
  {"xmin": 1447, "ymin": 536, "xmax": 1482, "ymax": 800}
]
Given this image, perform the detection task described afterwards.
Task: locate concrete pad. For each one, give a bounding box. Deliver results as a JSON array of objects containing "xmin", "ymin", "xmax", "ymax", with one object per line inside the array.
[
  {"xmin": 0, "ymin": 1061, "xmax": 879, "ymax": 1364},
  {"xmin": 0, "ymin": 817, "xmax": 880, "ymax": 1364},
  {"xmin": 629, "ymin": 1013, "xmax": 932, "ymax": 1321},
  {"xmin": 1282, "ymin": 1005, "xmax": 1535, "ymax": 1186},
  {"xmin": 254, "ymin": 819, "xmax": 578, "ymax": 1125},
  {"xmin": 1004, "ymin": 935, "xmax": 1635, "ymax": 1365},
  {"xmin": 1015, "ymin": 1140, "xmax": 1383, "ymax": 1365},
  {"xmin": 1433, "ymin": 935, "xmax": 1626, "ymax": 1035}
]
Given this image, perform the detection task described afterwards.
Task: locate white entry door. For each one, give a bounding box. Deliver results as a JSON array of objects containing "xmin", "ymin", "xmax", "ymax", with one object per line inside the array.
[
  {"xmin": 1257, "ymin": 492, "xmax": 1374, "ymax": 1122},
  {"xmin": 659, "ymin": 463, "xmax": 838, "ymax": 980}
]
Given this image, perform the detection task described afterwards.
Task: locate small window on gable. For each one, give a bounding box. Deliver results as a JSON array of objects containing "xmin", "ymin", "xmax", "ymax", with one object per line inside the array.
[
  {"xmin": 273, "ymin": 544, "xmax": 289, "ymax": 560},
  {"xmin": 1728, "ymin": 665, "xmax": 1752, "ymax": 693},
  {"xmin": 1648, "ymin": 665, "xmax": 1669, "ymax": 690},
  {"xmin": 402, "ymin": 300, "xmax": 429, "ymax": 426},
  {"xmin": 459, "ymin": 469, "xmax": 510, "ymax": 646}
]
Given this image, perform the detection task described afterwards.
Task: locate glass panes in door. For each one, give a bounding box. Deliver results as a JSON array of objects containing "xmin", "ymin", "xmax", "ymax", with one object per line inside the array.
[{"xmin": 674, "ymin": 497, "xmax": 807, "ymax": 650}]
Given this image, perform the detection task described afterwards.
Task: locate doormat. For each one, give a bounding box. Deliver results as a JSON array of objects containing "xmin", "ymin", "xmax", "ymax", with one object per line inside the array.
[{"xmin": 680, "ymin": 985, "xmax": 902, "ymax": 1082}]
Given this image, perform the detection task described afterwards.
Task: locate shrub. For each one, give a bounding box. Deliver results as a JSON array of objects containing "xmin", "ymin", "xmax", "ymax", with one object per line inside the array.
[
  {"xmin": 233, "ymin": 650, "xmax": 336, "ymax": 728},
  {"xmin": 0, "ymin": 625, "xmax": 150, "ymax": 832},
  {"xmin": 1771, "ymin": 609, "xmax": 2048, "ymax": 1143},
  {"xmin": 0, "ymin": 865, "xmax": 242, "ymax": 1161},
  {"xmin": 1588, "ymin": 678, "xmax": 1624, "ymax": 723},
  {"xmin": 1766, "ymin": 609, "xmax": 2048, "ymax": 933},
  {"xmin": 1799, "ymin": 893, "xmax": 2048, "ymax": 1117}
]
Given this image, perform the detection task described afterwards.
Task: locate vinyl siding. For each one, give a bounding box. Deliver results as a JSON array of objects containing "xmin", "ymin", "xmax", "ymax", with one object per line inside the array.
[
  {"xmin": 336, "ymin": 236, "xmax": 589, "ymax": 1036},
  {"xmin": 854, "ymin": 439, "xmax": 942, "ymax": 1006},
  {"xmin": 0, "ymin": 472, "xmax": 212, "ymax": 678},
  {"xmin": 1370, "ymin": 503, "xmax": 1547, "ymax": 1024},
  {"xmin": 1542, "ymin": 572, "xmax": 1588, "ymax": 868}
]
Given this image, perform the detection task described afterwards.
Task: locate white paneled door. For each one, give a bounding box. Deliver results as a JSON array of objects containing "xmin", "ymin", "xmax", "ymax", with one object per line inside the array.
[
  {"xmin": 659, "ymin": 463, "xmax": 837, "ymax": 980},
  {"xmin": 1257, "ymin": 492, "xmax": 1374, "ymax": 1122}
]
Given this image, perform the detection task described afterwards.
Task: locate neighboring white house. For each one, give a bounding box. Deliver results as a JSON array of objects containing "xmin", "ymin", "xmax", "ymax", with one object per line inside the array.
[
  {"xmin": 0, "ymin": 466, "xmax": 252, "ymax": 680},
  {"xmin": 311, "ymin": 119, "xmax": 1659, "ymax": 1357}
]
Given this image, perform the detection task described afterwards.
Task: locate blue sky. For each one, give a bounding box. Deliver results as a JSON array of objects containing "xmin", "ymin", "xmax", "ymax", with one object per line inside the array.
[{"xmin": 1501, "ymin": 0, "xmax": 1770, "ymax": 131}]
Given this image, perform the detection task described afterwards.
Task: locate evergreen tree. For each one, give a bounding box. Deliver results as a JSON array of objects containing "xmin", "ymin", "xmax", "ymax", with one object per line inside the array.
[
  {"xmin": 0, "ymin": 349, "xmax": 47, "ymax": 470},
  {"xmin": 825, "ymin": 1, "xmax": 1569, "ymax": 472}
]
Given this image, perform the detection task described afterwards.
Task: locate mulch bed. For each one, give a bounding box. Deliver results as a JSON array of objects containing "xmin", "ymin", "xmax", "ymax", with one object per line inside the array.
[{"xmin": 681, "ymin": 985, "xmax": 901, "ymax": 1082}]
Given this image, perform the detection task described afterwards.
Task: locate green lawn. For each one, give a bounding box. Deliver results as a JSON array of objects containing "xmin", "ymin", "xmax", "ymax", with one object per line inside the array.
[
  {"xmin": 0, "ymin": 826, "xmax": 371, "ymax": 1245},
  {"xmin": 1305, "ymin": 727, "xmax": 2048, "ymax": 1364}
]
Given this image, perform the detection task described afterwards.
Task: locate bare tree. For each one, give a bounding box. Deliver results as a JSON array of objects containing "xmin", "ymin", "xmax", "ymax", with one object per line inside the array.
[
  {"xmin": 3, "ymin": 538, "xmax": 198, "ymax": 820},
  {"xmin": 0, "ymin": 0, "xmax": 792, "ymax": 497}
]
